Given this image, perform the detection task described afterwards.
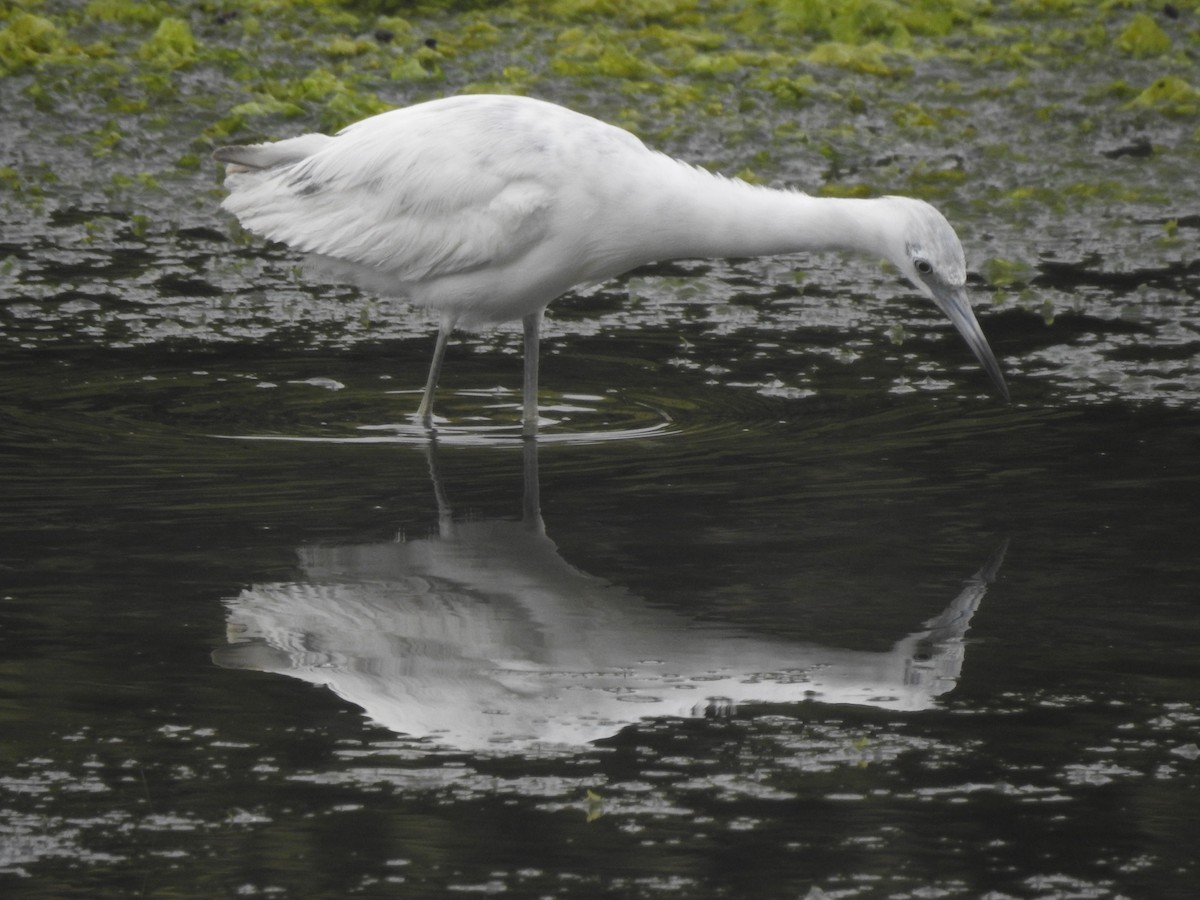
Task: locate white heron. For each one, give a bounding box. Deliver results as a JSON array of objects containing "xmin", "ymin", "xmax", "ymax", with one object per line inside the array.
[{"xmin": 214, "ymin": 94, "xmax": 1008, "ymax": 432}]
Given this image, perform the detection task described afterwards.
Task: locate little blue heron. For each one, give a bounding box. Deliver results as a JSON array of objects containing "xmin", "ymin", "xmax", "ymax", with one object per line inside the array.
[{"xmin": 214, "ymin": 94, "xmax": 1008, "ymax": 432}]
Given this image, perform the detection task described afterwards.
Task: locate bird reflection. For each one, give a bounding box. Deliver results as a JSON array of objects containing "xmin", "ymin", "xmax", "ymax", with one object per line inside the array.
[{"xmin": 215, "ymin": 442, "xmax": 1006, "ymax": 752}]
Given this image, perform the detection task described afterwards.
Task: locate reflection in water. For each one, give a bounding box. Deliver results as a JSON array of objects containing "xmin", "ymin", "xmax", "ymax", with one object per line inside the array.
[{"xmin": 216, "ymin": 443, "xmax": 1006, "ymax": 751}]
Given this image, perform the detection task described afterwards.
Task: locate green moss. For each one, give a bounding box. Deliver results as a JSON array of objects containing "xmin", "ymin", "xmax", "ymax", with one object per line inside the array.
[
  {"xmin": 323, "ymin": 36, "xmax": 376, "ymax": 57},
  {"xmin": 901, "ymin": 2, "xmax": 964, "ymax": 38},
  {"xmin": 774, "ymin": 0, "xmax": 968, "ymax": 46},
  {"xmin": 1009, "ymin": 0, "xmax": 1088, "ymax": 17},
  {"xmin": 0, "ymin": 12, "xmax": 71, "ymax": 72},
  {"xmin": 642, "ymin": 24, "xmax": 726, "ymax": 53},
  {"xmin": 84, "ymin": 0, "xmax": 170, "ymax": 25},
  {"xmin": 553, "ymin": 37, "xmax": 663, "ymax": 80},
  {"xmin": 90, "ymin": 123, "xmax": 124, "ymax": 158},
  {"xmin": 322, "ymin": 90, "xmax": 393, "ymax": 131},
  {"xmin": 685, "ymin": 51, "xmax": 742, "ymax": 76},
  {"xmin": 804, "ymin": 41, "xmax": 897, "ymax": 76},
  {"xmin": 297, "ymin": 67, "xmax": 344, "ymax": 101},
  {"xmin": 754, "ymin": 73, "xmax": 817, "ymax": 106},
  {"xmin": 1115, "ymin": 13, "xmax": 1171, "ymax": 58},
  {"xmin": 1004, "ymin": 185, "xmax": 1056, "ymax": 207},
  {"xmin": 906, "ymin": 163, "xmax": 968, "ymax": 195},
  {"xmin": 1129, "ymin": 75, "xmax": 1200, "ymax": 116},
  {"xmin": 390, "ymin": 44, "xmax": 443, "ymax": 81},
  {"xmin": 500, "ymin": 65, "xmax": 535, "ymax": 88},
  {"xmin": 549, "ymin": 0, "xmax": 699, "ymax": 25},
  {"xmin": 136, "ymin": 17, "xmax": 197, "ymax": 68},
  {"xmin": 450, "ymin": 19, "xmax": 505, "ymax": 52},
  {"xmin": 817, "ymin": 182, "xmax": 876, "ymax": 198},
  {"xmin": 460, "ymin": 79, "xmax": 521, "ymax": 95},
  {"xmin": 375, "ymin": 16, "xmax": 415, "ymax": 41},
  {"xmin": 1083, "ymin": 79, "xmax": 1140, "ymax": 104},
  {"xmin": 980, "ymin": 257, "xmax": 1034, "ymax": 287},
  {"xmin": 0, "ymin": 166, "xmax": 20, "ymax": 191},
  {"xmin": 773, "ymin": 0, "xmax": 832, "ymax": 36},
  {"xmin": 892, "ymin": 102, "xmax": 937, "ymax": 127},
  {"xmin": 106, "ymin": 173, "xmax": 135, "ymax": 195}
]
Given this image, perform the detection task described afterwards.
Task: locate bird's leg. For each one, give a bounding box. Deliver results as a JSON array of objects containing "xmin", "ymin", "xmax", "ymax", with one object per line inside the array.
[
  {"xmin": 424, "ymin": 437, "xmax": 455, "ymax": 538},
  {"xmin": 521, "ymin": 310, "xmax": 542, "ymax": 436},
  {"xmin": 416, "ymin": 318, "xmax": 453, "ymax": 427},
  {"xmin": 521, "ymin": 432, "xmax": 545, "ymax": 536}
]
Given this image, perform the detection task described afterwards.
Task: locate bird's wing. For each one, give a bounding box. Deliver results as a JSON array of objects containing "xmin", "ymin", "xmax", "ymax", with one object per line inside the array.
[{"xmin": 218, "ymin": 106, "xmax": 556, "ymax": 285}]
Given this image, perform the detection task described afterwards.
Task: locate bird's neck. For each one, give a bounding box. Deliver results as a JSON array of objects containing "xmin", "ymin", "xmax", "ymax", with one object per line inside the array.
[{"xmin": 624, "ymin": 155, "xmax": 895, "ymax": 266}]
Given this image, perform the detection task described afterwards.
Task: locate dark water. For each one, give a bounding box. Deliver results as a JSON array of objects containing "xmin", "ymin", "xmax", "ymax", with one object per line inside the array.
[{"xmin": 3, "ymin": 296, "xmax": 1199, "ymax": 897}]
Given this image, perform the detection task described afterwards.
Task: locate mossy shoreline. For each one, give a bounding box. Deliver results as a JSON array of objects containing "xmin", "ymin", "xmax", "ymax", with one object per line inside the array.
[{"xmin": 2, "ymin": 0, "xmax": 1197, "ymax": 352}]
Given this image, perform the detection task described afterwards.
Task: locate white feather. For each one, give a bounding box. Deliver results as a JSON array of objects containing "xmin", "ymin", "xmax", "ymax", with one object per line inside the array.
[{"xmin": 214, "ymin": 94, "xmax": 1007, "ymax": 425}]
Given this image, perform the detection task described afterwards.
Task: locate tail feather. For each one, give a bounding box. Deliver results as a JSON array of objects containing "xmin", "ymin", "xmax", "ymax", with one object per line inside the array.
[{"xmin": 212, "ymin": 133, "xmax": 333, "ymax": 174}]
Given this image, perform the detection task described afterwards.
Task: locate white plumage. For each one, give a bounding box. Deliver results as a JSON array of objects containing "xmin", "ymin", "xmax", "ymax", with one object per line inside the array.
[{"xmin": 215, "ymin": 94, "xmax": 1008, "ymax": 431}]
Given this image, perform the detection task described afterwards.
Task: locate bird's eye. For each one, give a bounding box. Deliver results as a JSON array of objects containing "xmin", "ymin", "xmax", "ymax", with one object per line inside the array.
[{"xmin": 914, "ymin": 258, "xmax": 933, "ymax": 275}]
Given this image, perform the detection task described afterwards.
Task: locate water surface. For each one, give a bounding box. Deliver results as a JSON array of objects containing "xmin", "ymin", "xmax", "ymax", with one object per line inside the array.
[{"xmin": 4, "ymin": 339, "xmax": 1198, "ymax": 896}]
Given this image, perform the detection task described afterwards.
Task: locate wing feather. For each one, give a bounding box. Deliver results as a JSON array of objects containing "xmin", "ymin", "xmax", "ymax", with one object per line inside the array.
[
  {"xmin": 212, "ymin": 133, "xmax": 333, "ymax": 173},
  {"xmin": 217, "ymin": 100, "xmax": 557, "ymax": 286}
]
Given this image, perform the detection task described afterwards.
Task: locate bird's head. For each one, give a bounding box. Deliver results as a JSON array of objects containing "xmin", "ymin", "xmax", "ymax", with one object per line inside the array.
[{"xmin": 882, "ymin": 197, "xmax": 1009, "ymax": 401}]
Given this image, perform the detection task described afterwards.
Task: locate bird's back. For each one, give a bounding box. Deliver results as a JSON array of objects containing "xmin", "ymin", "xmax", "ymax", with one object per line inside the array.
[{"xmin": 215, "ymin": 95, "xmax": 657, "ymax": 325}]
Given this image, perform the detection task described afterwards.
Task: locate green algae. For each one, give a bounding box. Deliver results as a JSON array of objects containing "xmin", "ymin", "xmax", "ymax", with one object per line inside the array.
[
  {"xmin": 1115, "ymin": 13, "xmax": 1171, "ymax": 58},
  {"xmin": 2, "ymin": 0, "xmax": 1199, "ymax": 286},
  {"xmin": 0, "ymin": 165, "xmax": 21, "ymax": 192},
  {"xmin": 83, "ymin": 0, "xmax": 168, "ymax": 25},
  {"xmin": 980, "ymin": 257, "xmax": 1035, "ymax": 288},
  {"xmin": 774, "ymin": 0, "xmax": 969, "ymax": 45},
  {"xmin": 136, "ymin": 17, "xmax": 195, "ymax": 68},
  {"xmin": 805, "ymin": 40, "xmax": 899, "ymax": 76},
  {"xmin": 549, "ymin": 0, "xmax": 701, "ymax": 23},
  {"xmin": 7, "ymin": 1, "xmax": 1192, "ymax": 149},
  {"xmin": 0, "ymin": 11, "xmax": 75, "ymax": 72},
  {"xmin": 1129, "ymin": 75, "xmax": 1200, "ymax": 116}
]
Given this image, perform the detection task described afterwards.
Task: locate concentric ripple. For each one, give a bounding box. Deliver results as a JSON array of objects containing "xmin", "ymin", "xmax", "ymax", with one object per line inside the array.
[{"xmin": 222, "ymin": 387, "xmax": 683, "ymax": 446}]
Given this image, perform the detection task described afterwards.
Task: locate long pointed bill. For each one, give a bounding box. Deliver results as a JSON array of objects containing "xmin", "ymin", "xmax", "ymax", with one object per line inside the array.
[{"xmin": 930, "ymin": 284, "xmax": 1009, "ymax": 401}]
